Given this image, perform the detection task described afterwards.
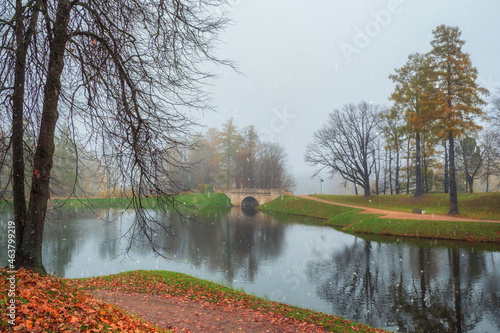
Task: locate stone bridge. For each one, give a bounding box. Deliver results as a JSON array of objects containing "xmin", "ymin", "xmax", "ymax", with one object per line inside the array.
[{"xmin": 223, "ymin": 189, "xmax": 293, "ymax": 207}]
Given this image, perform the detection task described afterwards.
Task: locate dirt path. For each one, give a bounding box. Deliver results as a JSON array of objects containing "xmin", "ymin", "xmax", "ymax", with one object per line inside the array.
[
  {"xmin": 295, "ymin": 195, "xmax": 500, "ymax": 223},
  {"xmin": 87, "ymin": 290, "xmax": 328, "ymax": 332}
]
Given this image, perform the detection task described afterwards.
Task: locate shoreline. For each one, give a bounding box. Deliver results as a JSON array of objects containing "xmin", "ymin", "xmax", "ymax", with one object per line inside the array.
[{"xmin": 257, "ymin": 195, "xmax": 500, "ymax": 243}]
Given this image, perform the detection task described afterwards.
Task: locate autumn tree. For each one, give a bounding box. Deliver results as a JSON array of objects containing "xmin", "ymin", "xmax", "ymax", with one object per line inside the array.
[
  {"xmin": 429, "ymin": 25, "xmax": 488, "ymax": 214},
  {"xmin": 379, "ymin": 107, "xmax": 406, "ymax": 194},
  {"xmin": 0, "ymin": 0, "xmax": 230, "ymax": 273},
  {"xmin": 305, "ymin": 102, "xmax": 380, "ymax": 197},
  {"xmin": 218, "ymin": 118, "xmax": 242, "ymax": 188},
  {"xmin": 236, "ymin": 126, "xmax": 259, "ymax": 188},
  {"xmin": 389, "ymin": 53, "xmax": 437, "ymax": 197},
  {"xmin": 187, "ymin": 122, "xmax": 294, "ymax": 191}
]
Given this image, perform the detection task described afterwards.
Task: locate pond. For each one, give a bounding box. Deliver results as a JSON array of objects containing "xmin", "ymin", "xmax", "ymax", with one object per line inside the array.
[{"xmin": 1, "ymin": 207, "xmax": 500, "ymax": 332}]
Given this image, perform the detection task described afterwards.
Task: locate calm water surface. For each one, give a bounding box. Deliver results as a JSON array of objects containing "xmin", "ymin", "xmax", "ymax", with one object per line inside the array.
[{"xmin": 1, "ymin": 207, "xmax": 500, "ymax": 332}]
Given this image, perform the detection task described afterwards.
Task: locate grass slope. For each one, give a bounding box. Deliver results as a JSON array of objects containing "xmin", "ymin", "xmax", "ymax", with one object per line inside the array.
[
  {"xmin": 258, "ymin": 195, "xmax": 363, "ymax": 227},
  {"xmin": 313, "ymin": 193, "xmax": 500, "ymax": 220},
  {"xmin": 0, "ymin": 192, "xmax": 232, "ymax": 211},
  {"xmin": 344, "ymin": 216, "xmax": 500, "ymax": 242},
  {"xmin": 73, "ymin": 270, "xmax": 388, "ymax": 333},
  {"xmin": 261, "ymin": 195, "xmax": 500, "ymax": 243},
  {"xmin": 173, "ymin": 192, "xmax": 232, "ymax": 207}
]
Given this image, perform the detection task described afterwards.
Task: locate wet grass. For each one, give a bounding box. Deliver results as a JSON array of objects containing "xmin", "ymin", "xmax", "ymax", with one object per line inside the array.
[
  {"xmin": 313, "ymin": 193, "xmax": 500, "ymax": 220},
  {"xmin": 260, "ymin": 195, "xmax": 500, "ymax": 243},
  {"xmin": 0, "ymin": 192, "xmax": 232, "ymax": 211},
  {"xmin": 257, "ymin": 195, "xmax": 362, "ymax": 227},
  {"xmin": 343, "ymin": 216, "xmax": 500, "ymax": 243}
]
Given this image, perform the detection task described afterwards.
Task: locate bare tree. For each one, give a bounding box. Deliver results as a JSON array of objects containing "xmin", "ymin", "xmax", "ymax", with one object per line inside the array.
[
  {"xmin": 256, "ymin": 142, "xmax": 294, "ymax": 190},
  {"xmin": 305, "ymin": 102, "xmax": 380, "ymax": 197},
  {"xmin": 456, "ymin": 137, "xmax": 483, "ymax": 193},
  {"xmin": 0, "ymin": 0, "xmax": 231, "ymax": 272},
  {"xmin": 479, "ymin": 130, "xmax": 499, "ymax": 192}
]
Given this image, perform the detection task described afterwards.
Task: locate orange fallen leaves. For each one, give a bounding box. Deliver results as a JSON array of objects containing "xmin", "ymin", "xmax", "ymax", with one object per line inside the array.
[{"xmin": 0, "ymin": 268, "xmax": 166, "ymax": 332}]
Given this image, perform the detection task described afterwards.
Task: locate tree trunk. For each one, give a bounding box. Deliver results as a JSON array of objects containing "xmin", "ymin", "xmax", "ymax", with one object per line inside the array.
[
  {"xmin": 373, "ymin": 150, "xmax": 380, "ymax": 195},
  {"xmin": 12, "ymin": 1, "xmax": 28, "ymax": 249},
  {"xmin": 16, "ymin": 0, "xmax": 71, "ymax": 273},
  {"xmin": 448, "ymin": 133, "xmax": 459, "ymax": 215},
  {"xmin": 467, "ymin": 176, "xmax": 474, "ymax": 194},
  {"xmin": 485, "ymin": 162, "xmax": 490, "ymax": 193},
  {"xmin": 423, "ymin": 134, "xmax": 428, "ymax": 193},
  {"xmin": 395, "ymin": 148, "xmax": 400, "ymax": 194},
  {"xmin": 383, "ymin": 149, "xmax": 387, "ymax": 195},
  {"xmin": 414, "ymin": 132, "xmax": 422, "ymax": 197},
  {"xmin": 389, "ymin": 148, "xmax": 393, "ymax": 195},
  {"xmin": 406, "ymin": 138, "xmax": 410, "ymax": 194},
  {"xmin": 363, "ymin": 182, "xmax": 371, "ymax": 197},
  {"xmin": 444, "ymin": 141, "xmax": 449, "ymax": 194},
  {"xmin": 12, "ymin": 0, "xmax": 42, "ymax": 250}
]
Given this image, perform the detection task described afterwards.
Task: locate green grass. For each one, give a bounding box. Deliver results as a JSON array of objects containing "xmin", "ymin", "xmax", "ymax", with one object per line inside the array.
[
  {"xmin": 343, "ymin": 216, "xmax": 500, "ymax": 242},
  {"xmin": 313, "ymin": 193, "xmax": 500, "ymax": 220},
  {"xmin": 0, "ymin": 192, "xmax": 233, "ymax": 211},
  {"xmin": 260, "ymin": 195, "xmax": 500, "ymax": 243},
  {"xmin": 258, "ymin": 195, "xmax": 362, "ymax": 227},
  {"xmin": 172, "ymin": 192, "xmax": 232, "ymax": 207},
  {"xmin": 72, "ymin": 270, "xmax": 388, "ymax": 333}
]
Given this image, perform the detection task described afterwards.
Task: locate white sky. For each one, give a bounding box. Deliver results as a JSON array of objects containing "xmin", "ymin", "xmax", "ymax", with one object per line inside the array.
[{"xmin": 199, "ymin": 0, "xmax": 500, "ymax": 194}]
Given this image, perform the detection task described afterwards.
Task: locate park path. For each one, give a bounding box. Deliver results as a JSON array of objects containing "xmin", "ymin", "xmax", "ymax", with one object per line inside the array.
[{"xmin": 295, "ymin": 195, "xmax": 500, "ymax": 223}]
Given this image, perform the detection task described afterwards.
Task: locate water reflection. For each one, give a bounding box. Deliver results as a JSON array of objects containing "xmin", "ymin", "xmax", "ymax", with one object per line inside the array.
[
  {"xmin": 160, "ymin": 207, "xmax": 286, "ymax": 282},
  {"xmin": 1, "ymin": 208, "xmax": 500, "ymax": 332},
  {"xmin": 306, "ymin": 236, "xmax": 500, "ymax": 332}
]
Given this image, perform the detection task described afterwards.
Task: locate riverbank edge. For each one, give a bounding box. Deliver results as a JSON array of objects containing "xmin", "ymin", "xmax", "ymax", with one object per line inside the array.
[
  {"xmin": 257, "ymin": 195, "xmax": 500, "ymax": 243},
  {"xmin": 71, "ymin": 270, "xmax": 388, "ymax": 333},
  {"xmin": 0, "ymin": 192, "xmax": 233, "ymax": 210}
]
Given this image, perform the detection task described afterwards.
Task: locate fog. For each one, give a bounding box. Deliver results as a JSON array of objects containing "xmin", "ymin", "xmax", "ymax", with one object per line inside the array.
[{"xmin": 199, "ymin": 0, "xmax": 500, "ymax": 194}]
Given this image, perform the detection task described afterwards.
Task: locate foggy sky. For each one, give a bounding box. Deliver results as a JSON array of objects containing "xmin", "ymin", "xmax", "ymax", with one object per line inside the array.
[{"xmin": 199, "ymin": 0, "xmax": 500, "ymax": 194}]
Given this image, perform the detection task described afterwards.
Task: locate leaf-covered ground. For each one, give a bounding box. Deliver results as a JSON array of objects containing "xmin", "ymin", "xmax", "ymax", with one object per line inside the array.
[
  {"xmin": 71, "ymin": 270, "xmax": 389, "ymax": 332},
  {"xmin": 0, "ymin": 268, "xmax": 166, "ymax": 332},
  {"xmin": 1, "ymin": 268, "xmax": 389, "ymax": 332}
]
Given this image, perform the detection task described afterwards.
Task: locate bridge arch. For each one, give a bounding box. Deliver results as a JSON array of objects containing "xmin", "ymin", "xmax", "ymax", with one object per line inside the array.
[
  {"xmin": 222, "ymin": 189, "xmax": 293, "ymax": 207},
  {"xmin": 241, "ymin": 196, "xmax": 259, "ymax": 208}
]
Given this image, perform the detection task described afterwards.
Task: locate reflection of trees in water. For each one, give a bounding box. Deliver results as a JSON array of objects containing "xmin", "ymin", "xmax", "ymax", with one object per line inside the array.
[
  {"xmin": 159, "ymin": 208, "xmax": 286, "ymax": 283},
  {"xmin": 42, "ymin": 208, "xmax": 126, "ymax": 277},
  {"xmin": 7, "ymin": 206, "xmax": 284, "ymax": 280},
  {"xmin": 307, "ymin": 239, "xmax": 500, "ymax": 333}
]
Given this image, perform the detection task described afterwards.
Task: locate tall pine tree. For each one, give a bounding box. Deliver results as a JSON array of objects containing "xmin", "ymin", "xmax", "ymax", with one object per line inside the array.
[
  {"xmin": 429, "ymin": 25, "xmax": 488, "ymax": 214},
  {"xmin": 389, "ymin": 53, "xmax": 437, "ymax": 197}
]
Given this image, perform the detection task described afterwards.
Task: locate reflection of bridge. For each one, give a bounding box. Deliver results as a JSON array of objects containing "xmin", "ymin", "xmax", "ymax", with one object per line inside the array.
[{"xmin": 223, "ymin": 189, "xmax": 293, "ymax": 207}]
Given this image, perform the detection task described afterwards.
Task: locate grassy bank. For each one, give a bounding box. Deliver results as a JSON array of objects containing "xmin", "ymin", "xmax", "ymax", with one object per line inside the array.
[
  {"xmin": 73, "ymin": 270, "xmax": 387, "ymax": 333},
  {"xmin": 313, "ymin": 193, "xmax": 500, "ymax": 220},
  {"xmin": 344, "ymin": 216, "xmax": 500, "ymax": 242},
  {"xmin": 258, "ymin": 195, "xmax": 365, "ymax": 227},
  {"xmin": 0, "ymin": 268, "xmax": 387, "ymax": 332},
  {"xmin": 0, "ymin": 192, "xmax": 232, "ymax": 211},
  {"xmin": 259, "ymin": 196, "xmax": 500, "ymax": 243}
]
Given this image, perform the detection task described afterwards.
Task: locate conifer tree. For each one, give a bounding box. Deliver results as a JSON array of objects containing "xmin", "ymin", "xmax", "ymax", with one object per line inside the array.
[
  {"xmin": 429, "ymin": 25, "xmax": 488, "ymax": 214},
  {"xmin": 389, "ymin": 53, "xmax": 437, "ymax": 197}
]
